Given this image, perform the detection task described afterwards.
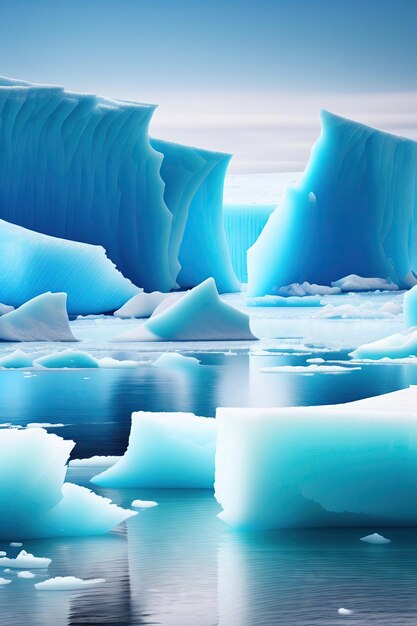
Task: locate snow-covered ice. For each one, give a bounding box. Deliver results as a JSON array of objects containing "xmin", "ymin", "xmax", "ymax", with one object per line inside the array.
[
  {"xmin": 131, "ymin": 500, "xmax": 159, "ymax": 508},
  {"xmin": 0, "ymin": 292, "xmax": 75, "ymax": 342},
  {"xmin": 338, "ymin": 608, "xmax": 353, "ymax": 616},
  {"xmin": 0, "ymin": 550, "xmax": 51, "ymax": 569},
  {"xmin": 214, "ymin": 387, "xmax": 417, "ymax": 530},
  {"xmin": 247, "ymin": 295, "xmax": 322, "ymax": 308},
  {"xmin": 277, "ymin": 282, "xmax": 341, "ymax": 297},
  {"xmin": 17, "ymin": 570, "xmax": 36, "ymax": 578},
  {"xmin": 360, "ymin": 533, "xmax": 391, "ymax": 545},
  {"xmin": 92, "ymin": 411, "xmax": 216, "ymax": 489},
  {"xmin": 152, "ymin": 353, "xmax": 201, "ymax": 370},
  {"xmin": 350, "ymin": 328, "xmax": 417, "ymax": 359},
  {"xmin": 331, "ymin": 275, "xmax": 399, "ymax": 292},
  {"xmin": 0, "ymin": 577, "xmax": 11, "ymax": 585}
]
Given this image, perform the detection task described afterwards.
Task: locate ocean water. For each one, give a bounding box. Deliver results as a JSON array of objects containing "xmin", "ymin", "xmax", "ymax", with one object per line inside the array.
[{"xmin": 0, "ymin": 289, "xmax": 415, "ymax": 625}]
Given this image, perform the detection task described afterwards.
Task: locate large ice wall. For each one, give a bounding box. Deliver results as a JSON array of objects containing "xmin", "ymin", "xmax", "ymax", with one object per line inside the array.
[
  {"xmin": 0, "ymin": 219, "xmax": 139, "ymax": 315},
  {"xmin": 0, "ymin": 78, "xmax": 238, "ymax": 294},
  {"xmin": 215, "ymin": 387, "xmax": 417, "ymax": 530},
  {"xmin": 0, "ymin": 428, "xmax": 135, "ymax": 539},
  {"xmin": 248, "ymin": 111, "xmax": 417, "ymax": 295}
]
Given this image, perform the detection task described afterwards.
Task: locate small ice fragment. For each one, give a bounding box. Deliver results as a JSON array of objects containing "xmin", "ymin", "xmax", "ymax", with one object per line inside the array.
[
  {"xmin": 338, "ymin": 608, "xmax": 352, "ymax": 615},
  {"xmin": 35, "ymin": 576, "xmax": 106, "ymax": 591},
  {"xmin": 17, "ymin": 571, "xmax": 35, "ymax": 578},
  {"xmin": 360, "ymin": 532, "xmax": 391, "ymax": 544},
  {"xmin": 0, "ymin": 577, "xmax": 11, "ymax": 585},
  {"xmin": 27, "ymin": 423, "xmax": 65, "ymax": 428},
  {"xmin": 0, "ymin": 551, "xmax": 6, "ymax": 556},
  {"xmin": 3, "ymin": 569, "xmax": 11, "ymax": 573},
  {"xmin": 131, "ymin": 499, "xmax": 158, "ymax": 508},
  {"xmin": 0, "ymin": 550, "xmax": 51, "ymax": 568},
  {"xmin": 9, "ymin": 542, "xmax": 22, "ymax": 547}
]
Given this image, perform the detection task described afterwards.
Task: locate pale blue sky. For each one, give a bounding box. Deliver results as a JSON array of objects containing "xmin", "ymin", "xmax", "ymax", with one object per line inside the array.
[{"xmin": 0, "ymin": 0, "xmax": 416, "ymax": 172}]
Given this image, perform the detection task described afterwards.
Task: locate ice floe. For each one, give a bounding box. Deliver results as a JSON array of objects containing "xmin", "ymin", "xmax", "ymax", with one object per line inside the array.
[
  {"xmin": 35, "ymin": 576, "xmax": 105, "ymax": 591},
  {"xmin": 360, "ymin": 533, "xmax": 391, "ymax": 545}
]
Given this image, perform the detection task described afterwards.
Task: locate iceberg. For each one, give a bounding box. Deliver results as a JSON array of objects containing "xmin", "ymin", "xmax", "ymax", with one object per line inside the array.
[
  {"xmin": 331, "ymin": 275, "xmax": 399, "ymax": 292},
  {"xmin": 0, "ymin": 78, "xmax": 238, "ymax": 294},
  {"xmin": 152, "ymin": 353, "xmax": 201, "ymax": 370},
  {"xmin": 92, "ymin": 411, "xmax": 216, "ymax": 489},
  {"xmin": 33, "ymin": 349, "xmax": 140, "ymax": 369},
  {"xmin": 349, "ymin": 328, "xmax": 417, "ymax": 359},
  {"xmin": 0, "ymin": 292, "xmax": 75, "ymax": 342},
  {"xmin": 112, "ymin": 278, "xmax": 256, "ymax": 342},
  {"xmin": 0, "ymin": 219, "xmax": 139, "ymax": 315},
  {"xmin": 277, "ymin": 282, "xmax": 340, "ymax": 297},
  {"xmin": 0, "ymin": 551, "xmax": 51, "ymax": 569},
  {"xmin": 0, "ymin": 428, "xmax": 135, "ymax": 539},
  {"xmin": 17, "ymin": 571, "xmax": 35, "ymax": 578},
  {"xmin": 214, "ymin": 387, "xmax": 417, "ymax": 530},
  {"xmin": 0, "ymin": 349, "xmax": 33, "ymax": 368},
  {"xmin": 248, "ymin": 111, "xmax": 417, "ymax": 295},
  {"xmin": 403, "ymin": 285, "xmax": 417, "ymax": 327},
  {"xmin": 360, "ymin": 532, "xmax": 391, "ymax": 545},
  {"xmin": 114, "ymin": 291, "xmax": 169, "ymax": 319}
]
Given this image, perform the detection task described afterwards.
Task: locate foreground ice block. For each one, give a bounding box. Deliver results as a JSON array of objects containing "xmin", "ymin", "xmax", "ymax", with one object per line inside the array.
[
  {"xmin": 0, "ymin": 428, "xmax": 135, "ymax": 539},
  {"xmin": 113, "ymin": 278, "xmax": 256, "ymax": 342},
  {"xmin": 92, "ymin": 412, "xmax": 216, "ymax": 488},
  {"xmin": 215, "ymin": 387, "xmax": 417, "ymax": 529},
  {"xmin": 0, "ymin": 219, "xmax": 139, "ymax": 315},
  {"xmin": 349, "ymin": 328, "xmax": 417, "ymax": 359},
  {"xmin": 248, "ymin": 111, "xmax": 417, "ymax": 295},
  {"xmin": 0, "ymin": 292, "xmax": 75, "ymax": 342},
  {"xmin": 0, "ymin": 78, "xmax": 238, "ymax": 293}
]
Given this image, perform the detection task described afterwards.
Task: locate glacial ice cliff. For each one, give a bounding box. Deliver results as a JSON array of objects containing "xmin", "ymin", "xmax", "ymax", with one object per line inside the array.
[
  {"xmin": 248, "ymin": 111, "xmax": 417, "ymax": 295},
  {"xmin": 0, "ymin": 78, "xmax": 238, "ymax": 294}
]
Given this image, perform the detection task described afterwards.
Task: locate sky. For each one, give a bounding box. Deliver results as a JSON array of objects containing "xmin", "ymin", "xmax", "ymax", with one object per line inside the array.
[{"xmin": 0, "ymin": 0, "xmax": 416, "ymax": 173}]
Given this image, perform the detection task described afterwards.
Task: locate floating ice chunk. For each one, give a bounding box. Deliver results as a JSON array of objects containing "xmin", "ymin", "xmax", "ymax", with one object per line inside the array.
[
  {"xmin": 69, "ymin": 456, "xmax": 120, "ymax": 468},
  {"xmin": 338, "ymin": 608, "xmax": 353, "ymax": 615},
  {"xmin": 277, "ymin": 282, "xmax": 340, "ymax": 297},
  {"xmin": 0, "ymin": 550, "xmax": 51, "ymax": 569},
  {"xmin": 27, "ymin": 423, "xmax": 65, "ymax": 429},
  {"xmin": 131, "ymin": 500, "xmax": 158, "ymax": 508},
  {"xmin": 112, "ymin": 278, "xmax": 256, "ymax": 342},
  {"xmin": 248, "ymin": 112, "xmax": 417, "ymax": 295},
  {"xmin": 0, "ymin": 219, "xmax": 139, "ymax": 315},
  {"xmin": 17, "ymin": 571, "xmax": 35, "ymax": 578},
  {"xmin": 215, "ymin": 387, "xmax": 417, "ymax": 530},
  {"xmin": 404, "ymin": 285, "xmax": 417, "ymax": 327},
  {"xmin": 379, "ymin": 301, "xmax": 402, "ymax": 316},
  {"xmin": 247, "ymin": 295, "xmax": 322, "ymax": 308},
  {"xmin": 152, "ymin": 353, "xmax": 201, "ymax": 370},
  {"xmin": 35, "ymin": 576, "xmax": 105, "ymax": 591},
  {"xmin": 35, "ymin": 350, "xmax": 98, "ymax": 369},
  {"xmin": 350, "ymin": 328, "xmax": 417, "ymax": 360},
  {"xmin": 33, "ymin": 349, "xmax": 140, "ymax": 369},
  {"xmin": 0, "ymin": 350, "xmax": 34, "ymax": 368},
  {"xmin": 0, "ymin": 577, "xmax": 11, "ymax": 585},
  {"xmin": 92, "ymin": 412, "xmax": 216, "ymax": 489},
  {"xmin": 360, "ymin": 533, "xmax": 391, "ymax": 545},
  {"xmin": 0, "ymin": 292, "xmax": 75, "ymax": 342},
  {"xmin": 114, "ymin": 291, "xmax": 171, "ymax": 318},
  {"xmin": 331, "ymin": 275, "xmax": 399, "ymax": 292},
  {"xmin": 0, "ymin": 428, "xmax": 135, "ymax": 538},
  {"xmin": 9, "ymin": 543, "xmax": 22, "ymax": 547},
  {"xmin": 260, "ymin": 365, "xmax": 360, "ymax": 374},
  {"xmin": 314, "ymin": 303, "xmax": 400, "ymax": 319},
  {"xmin": 0, "ymin": 551, "xmax": 6, "ymax": 556}
]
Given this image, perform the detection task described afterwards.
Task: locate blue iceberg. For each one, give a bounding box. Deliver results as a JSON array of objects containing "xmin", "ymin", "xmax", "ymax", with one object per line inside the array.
[
  {"xmin": 0, "ymin": 428, "xmax": 135, "ymax": 539},
  {"xmin": 0, "ymin": 219, "xmax": 139, "ymax": 315},
  {"xmin": 0, "ymin": 78, "xmax": 238, "ymax": 294},
  {"xmin": 215, "ymin": 387, "xmax": 417, "ymax": 530},
  {"xmin": 92, "ymin": 411, "xmax": 216, "ymax": 489},
  {"xmin": 248, "ymin": 111, "xmax": 417, "ymax": 295}
]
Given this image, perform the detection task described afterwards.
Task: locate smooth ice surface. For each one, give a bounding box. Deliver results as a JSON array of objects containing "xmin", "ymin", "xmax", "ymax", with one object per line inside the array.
[
  {"xmin": 247, "ymin": 295, "xmax": 323, "ymax": 307},
  {"xmin": 331, "ymin": 275, "xmax": 399, "ymax": 292},
  {"xmin": 112, "ymin": 278, "xmax": 256, "ymax": 342},
  {"xmin": 0, "ymin": 292, "xmax": 75, "ymax": 342},
  {"xmin": 92, "ymin": 411, "xmax": 216, "ymax": 489},
  {"xmin": 35, "ymin": 576, "xmax": 105, "ymax": 591},
  {"xmin": 248, "ymin": 111, "xmax": 417, "ymax": 295},
  {"xmin": 114, "ymin": 292, "xmax": 168, "ymax": 319},
  {"xmin": 350, "ymin": 328, "xmax": 417, "ymax": 359},
  {"xmin": 277, "ymin": 282, "xmax": 341, "ymax": 296},
  {"xmin": 0, "ymin": 550, "xmax": 51, "ymax": 569},
  {"xmin": 0, "ymin": 428, "xmax": 135, "ymax": 538},
  {"xmin": 403, "ymin": 285, "xmax": 417, "ymax": 327},
  {"xmin": 69, "ymin": 456, "xmax": 120, "ymax": 468},
  {"xmin": 0, "ymin": 219, "xmax": 139, "ymax": 315},
  {"xmin": 360, "ymin": 533, "xmax": 391, "ymax": 545},
  {"xmin": 0, "ymin": 78, "xmax": 238, "ymax": 294},
  {"xmin": 215, "ymin": 387, "xmax": 417, "ymax": 530},
  {"xmin": 0, "ymin": 349, "xmax": 33, "ymax": 368}
]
